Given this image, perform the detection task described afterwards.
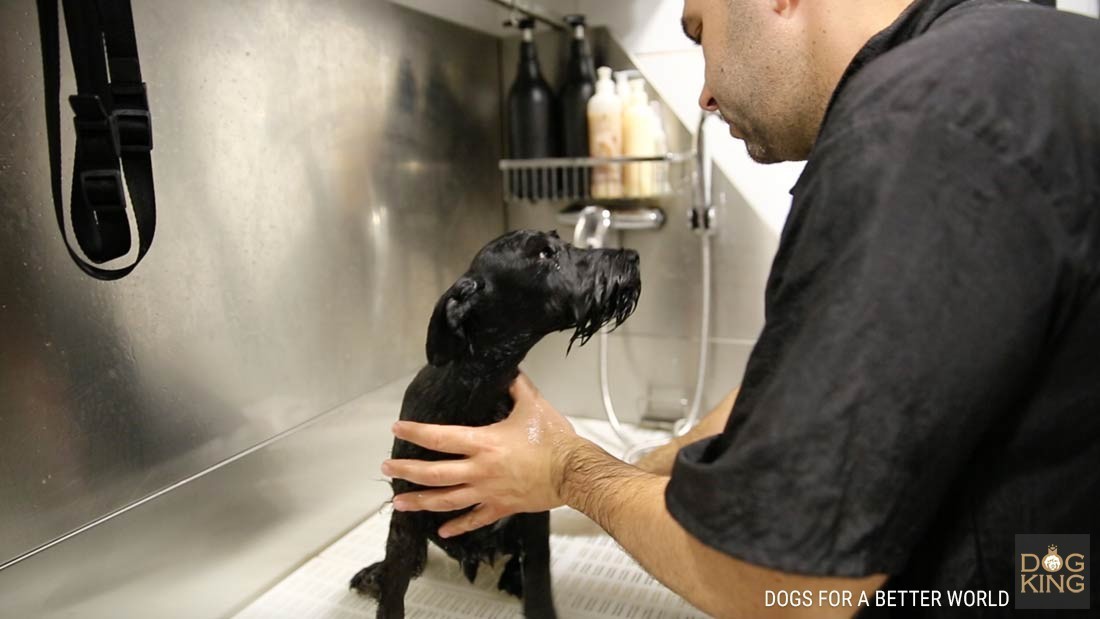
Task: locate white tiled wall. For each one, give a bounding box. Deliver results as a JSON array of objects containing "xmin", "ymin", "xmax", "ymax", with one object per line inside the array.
[{"xmin": 1059, "ymin": 0, "xmax": 1099, "ymax": 17}]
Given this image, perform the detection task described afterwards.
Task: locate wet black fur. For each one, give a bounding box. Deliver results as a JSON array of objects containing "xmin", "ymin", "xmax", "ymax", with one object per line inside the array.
[{"xmin": 349, "ymin": 229, "xmax": 641, "ymax": 618}]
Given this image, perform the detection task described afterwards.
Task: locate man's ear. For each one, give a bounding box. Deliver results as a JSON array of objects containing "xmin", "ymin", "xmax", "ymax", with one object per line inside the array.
[{"xmin": 426, "ymin": 275, "xmax": 484, "ymax": 366}]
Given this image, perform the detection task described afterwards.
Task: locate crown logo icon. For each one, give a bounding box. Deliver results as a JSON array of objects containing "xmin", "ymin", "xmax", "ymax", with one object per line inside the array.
[{"xmin": 1042, "ymin": 544, "xmax": 1063, "ymax": 573}]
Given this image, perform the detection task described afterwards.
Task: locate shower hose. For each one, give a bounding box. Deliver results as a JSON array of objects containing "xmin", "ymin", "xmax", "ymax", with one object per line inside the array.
[{"xmin": 604, "ymin": 230, "xmax": 712, "ymax": 463}]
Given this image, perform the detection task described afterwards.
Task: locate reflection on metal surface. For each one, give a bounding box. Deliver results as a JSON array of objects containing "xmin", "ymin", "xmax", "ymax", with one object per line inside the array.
[
  {"xmin": 0, "ymin": 376, "xmax": 410, "ymax": 619},
  {"xmin": 0, "ymin": 0, "xmax": 501, "ymax": 574},
  {"xmin": 486, "ymin": 0, "xmax": 565, "ymax": 31}
]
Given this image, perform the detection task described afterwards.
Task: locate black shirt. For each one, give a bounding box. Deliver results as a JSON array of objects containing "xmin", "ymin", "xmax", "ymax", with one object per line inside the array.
[{"xmin": 665, "ymin": 0, "xmax": 1099, "ymax": 614}]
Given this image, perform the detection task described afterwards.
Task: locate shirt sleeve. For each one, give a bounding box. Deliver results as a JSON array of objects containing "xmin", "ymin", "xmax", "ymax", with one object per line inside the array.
[{"xmin": 665, "ymin": 113, "xmax": 1060, "ymax": 577}]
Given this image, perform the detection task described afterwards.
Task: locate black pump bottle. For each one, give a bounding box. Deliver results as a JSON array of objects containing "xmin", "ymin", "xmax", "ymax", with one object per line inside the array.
[
  {"xmin": 507, "ymin": 18, "xmax": 556, "ymax": 160},
  {"xmin": 559, "ymin": 14, "xmax": 596, "ymax": 158}
]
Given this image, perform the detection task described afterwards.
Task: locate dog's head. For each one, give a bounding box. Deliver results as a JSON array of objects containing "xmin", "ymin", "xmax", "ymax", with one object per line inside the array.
[{"xmin": 426, "ymin": 229, "xmax": 641, "ymax": 366}]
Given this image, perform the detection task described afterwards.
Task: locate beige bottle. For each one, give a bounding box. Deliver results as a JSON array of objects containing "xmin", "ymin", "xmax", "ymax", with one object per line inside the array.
[
  {"xmin": 587, "ymin": 66, "xmax": 623, "ymax": 198},
  {"xmin": 650, "ymin": 101, "xmax": 670, "ymax": 194},
  {"xmin": 623, "ymin": 79, "xmax": 656, "ymax": 197},
  {"xmin": 615, "ymin": 71, "xmax": 632, "ymax": 100}
]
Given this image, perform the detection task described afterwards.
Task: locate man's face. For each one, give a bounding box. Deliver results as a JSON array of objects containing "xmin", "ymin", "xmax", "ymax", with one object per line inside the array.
[{"xmin": 682, "ymin": 0, "xmax": 821, "ymax": 162}]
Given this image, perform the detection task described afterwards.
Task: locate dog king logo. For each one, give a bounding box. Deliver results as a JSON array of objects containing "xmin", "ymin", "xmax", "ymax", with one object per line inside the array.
[{"xmin": 1015, "ymin": 534, "xmax": 1090, "ymax": 610}]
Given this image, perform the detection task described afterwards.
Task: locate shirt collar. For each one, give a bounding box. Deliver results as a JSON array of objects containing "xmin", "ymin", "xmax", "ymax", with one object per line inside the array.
[
  {"xmin": 792, "ymin": 0, "xmax": 973, "ymax": 195},
  {"xmin": 828, "ymin": 0, "xmax": 972, "ymax": 105}
]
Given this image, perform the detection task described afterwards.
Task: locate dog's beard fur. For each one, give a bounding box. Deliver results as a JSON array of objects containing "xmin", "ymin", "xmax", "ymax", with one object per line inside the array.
[{"xmin": 568, "ymin": 266, "xmax": 641, "ymax": 352}]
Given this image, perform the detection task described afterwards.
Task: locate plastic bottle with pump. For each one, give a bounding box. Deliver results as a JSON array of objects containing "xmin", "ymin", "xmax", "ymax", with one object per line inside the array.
[
  {"xmin": 650, "ymin": 101, "xmax": 669, "ymax": 194},
  {"xmin": 622, "ymin": 79, "xmax": 656, "ymax": 197},
  {"xmin": 615, "ymin": 71, "xmax": 632, "ymax": 102},
  {"xmin": 587, "ymin": 66, "xmax": 623, "ymax": 198},
  {"xmin": 507, "ymin": 18, "xmax": 556, "ymax": 197}
]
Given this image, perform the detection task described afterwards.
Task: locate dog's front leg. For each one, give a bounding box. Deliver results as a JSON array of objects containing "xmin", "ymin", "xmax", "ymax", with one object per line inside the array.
[
  {"xmin": 518, "ymin": 510, "xmax": 556, "ymax": 619},
  {"xmin": 350, "ymin": 512, "xmax": 427, "ymax": 619}
]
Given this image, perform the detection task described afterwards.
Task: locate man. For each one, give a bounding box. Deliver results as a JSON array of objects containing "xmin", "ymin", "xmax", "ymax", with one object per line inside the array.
[{"xmin": 382, "ymin": 0, "xmax": 1100, "ymax": 616}]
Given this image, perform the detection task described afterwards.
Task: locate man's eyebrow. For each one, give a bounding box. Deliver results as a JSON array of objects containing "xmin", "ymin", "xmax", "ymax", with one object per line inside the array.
[{"xmin": 681, "ymin": 17, "xmax": 700, "ymax": 44}]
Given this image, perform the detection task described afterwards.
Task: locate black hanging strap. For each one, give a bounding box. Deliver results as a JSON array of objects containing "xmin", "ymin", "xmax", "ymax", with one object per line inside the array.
[{"xmin": 37, "ymin": 0, "xmax": 156, "ymax": 281}]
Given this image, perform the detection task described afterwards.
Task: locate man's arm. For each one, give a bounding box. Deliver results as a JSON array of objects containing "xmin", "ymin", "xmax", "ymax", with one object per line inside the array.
[
  {"xmin": 633, "ymin": 388, "xmax": 738, "ymax": 475},
  {"xmin": 562, "ymin": 437, "xmax": 885, "ymax": 618}
]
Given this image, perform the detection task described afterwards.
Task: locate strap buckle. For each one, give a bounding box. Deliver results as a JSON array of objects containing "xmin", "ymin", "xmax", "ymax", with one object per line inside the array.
[
  {"xmin": 69, "ymin": 94, "xmax": 121, "ymax": 158},
  {"xmin": 75, "ymin": 169, "xmax": 131, "ymax": 262},
  {"xmin": 78, "ymin": 169, "xmax": 127, "ymax": 212},
  {"xmin": 111, "ymin": 82, "xmax": 153, "ymax": 153},
  {"xmin": 114, "ymin": 108, "xmax": 153, "ymax": 152}
]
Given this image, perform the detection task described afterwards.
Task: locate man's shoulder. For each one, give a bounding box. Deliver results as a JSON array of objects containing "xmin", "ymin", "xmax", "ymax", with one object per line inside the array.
[{"xmin": 827, "ymin": 1, "xmax": 1100, "ymax": 141}]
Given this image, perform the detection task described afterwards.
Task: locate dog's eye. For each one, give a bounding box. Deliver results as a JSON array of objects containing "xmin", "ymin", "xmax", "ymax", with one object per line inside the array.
[{"xmin": 538, "ymin": 247, "xmax": 556, "ymax": 260}]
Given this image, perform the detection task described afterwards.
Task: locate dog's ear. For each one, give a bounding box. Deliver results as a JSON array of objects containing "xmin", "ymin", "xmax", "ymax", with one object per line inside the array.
[
  {"xmin": 547, "ymin": 229, "xmax": 560, "ymax": 239},
  {"xmin": 426, "ymin": 275, "xmax": 484, "ymax": 366}
]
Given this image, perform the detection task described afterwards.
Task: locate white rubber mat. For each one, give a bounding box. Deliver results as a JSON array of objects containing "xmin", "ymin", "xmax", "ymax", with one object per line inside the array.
[{"xmin": 234, "ymin": 418, "xmax": 705, "ymax": 618}]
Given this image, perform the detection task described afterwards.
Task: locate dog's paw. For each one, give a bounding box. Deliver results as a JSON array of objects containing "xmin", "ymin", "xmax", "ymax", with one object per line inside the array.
[
  {"xmin": 497, "ymin": 556, "xmax": 524, "ymax": 599},
  {"xmin": 349, "ymin": 562, "xmax": 384, "ymax": 599}
]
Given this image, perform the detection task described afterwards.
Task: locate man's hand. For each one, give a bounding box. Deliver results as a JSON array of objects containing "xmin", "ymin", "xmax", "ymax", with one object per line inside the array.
[{"xmin": 383, "ymin": 372, "xmax": 584, "ymax": 538}]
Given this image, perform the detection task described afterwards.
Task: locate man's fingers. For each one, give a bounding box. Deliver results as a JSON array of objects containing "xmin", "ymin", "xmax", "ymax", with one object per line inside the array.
[
  {"xmin": 382, "ymin": 459, "xmax": 476, "ymax": 487},
  {"xmin": 438, "ymin": 503, "xmax": 507, "ymax": 538},
  {"xmin": 392, "ymin": 486, "xmax": 481, "ymax": 513},
  {"xmin": 392, "ymin": 421, "xmax": 479, "ymax": 455}
]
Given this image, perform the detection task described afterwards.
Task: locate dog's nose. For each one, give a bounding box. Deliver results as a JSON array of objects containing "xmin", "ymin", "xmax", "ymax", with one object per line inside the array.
[{"xmin": 625, "ymin": 250, "xmax": 640, "ymax": 264}]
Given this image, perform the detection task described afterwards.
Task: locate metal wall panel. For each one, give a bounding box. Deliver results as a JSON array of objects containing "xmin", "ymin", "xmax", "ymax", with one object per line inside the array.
[
  {"xmin": 0, "ymin": 376, "xmax": 407, "ymax": 619},
  {"xmin": 0, "ymin": 0, "xmax": 502, "ymax": 569}
]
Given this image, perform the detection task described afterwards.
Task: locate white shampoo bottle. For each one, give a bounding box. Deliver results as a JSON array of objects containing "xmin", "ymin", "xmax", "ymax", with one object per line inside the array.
[
  {"xmin": 623, "ymin": 79, "xmax": 656, "ymax": 197},
  {"xmin": 587, "ymin": 66, "xmax": 623, "ymax": 198}
]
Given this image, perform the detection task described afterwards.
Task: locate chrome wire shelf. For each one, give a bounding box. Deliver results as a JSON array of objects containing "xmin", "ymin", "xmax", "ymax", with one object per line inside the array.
[{"xmin": 499, "ymin": 152, "xmax": 693, "ymax": 203}]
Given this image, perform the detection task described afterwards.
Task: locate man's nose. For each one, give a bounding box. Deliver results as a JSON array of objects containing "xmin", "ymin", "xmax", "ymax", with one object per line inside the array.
[{"xmin": 698, "ymin": 83, "xmax": 719, "ymax": 112}]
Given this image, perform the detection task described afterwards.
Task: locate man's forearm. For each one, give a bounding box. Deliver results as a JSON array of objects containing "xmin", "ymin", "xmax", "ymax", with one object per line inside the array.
[
  {"xmin": 558, "ymin": 438, "xmax": 755, "ymax": 617},
  {"xmin": 634, "ymin": 388, "xmax": 739, "ymax": 475},
  {"xmin": 557, "ymin": 437, "xmax": 881, "ymax": 619}
]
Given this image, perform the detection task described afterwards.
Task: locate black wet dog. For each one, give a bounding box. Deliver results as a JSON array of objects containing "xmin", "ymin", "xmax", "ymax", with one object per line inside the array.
[{"xmin": 349, "ymin": 229, "xmax": 641, "ymax": 618}]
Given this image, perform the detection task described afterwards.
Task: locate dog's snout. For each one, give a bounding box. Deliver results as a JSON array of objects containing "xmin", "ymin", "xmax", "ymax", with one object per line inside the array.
[{"xmin": 625, "ymin": 250, "xmax": 639, "ymax": 265}]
